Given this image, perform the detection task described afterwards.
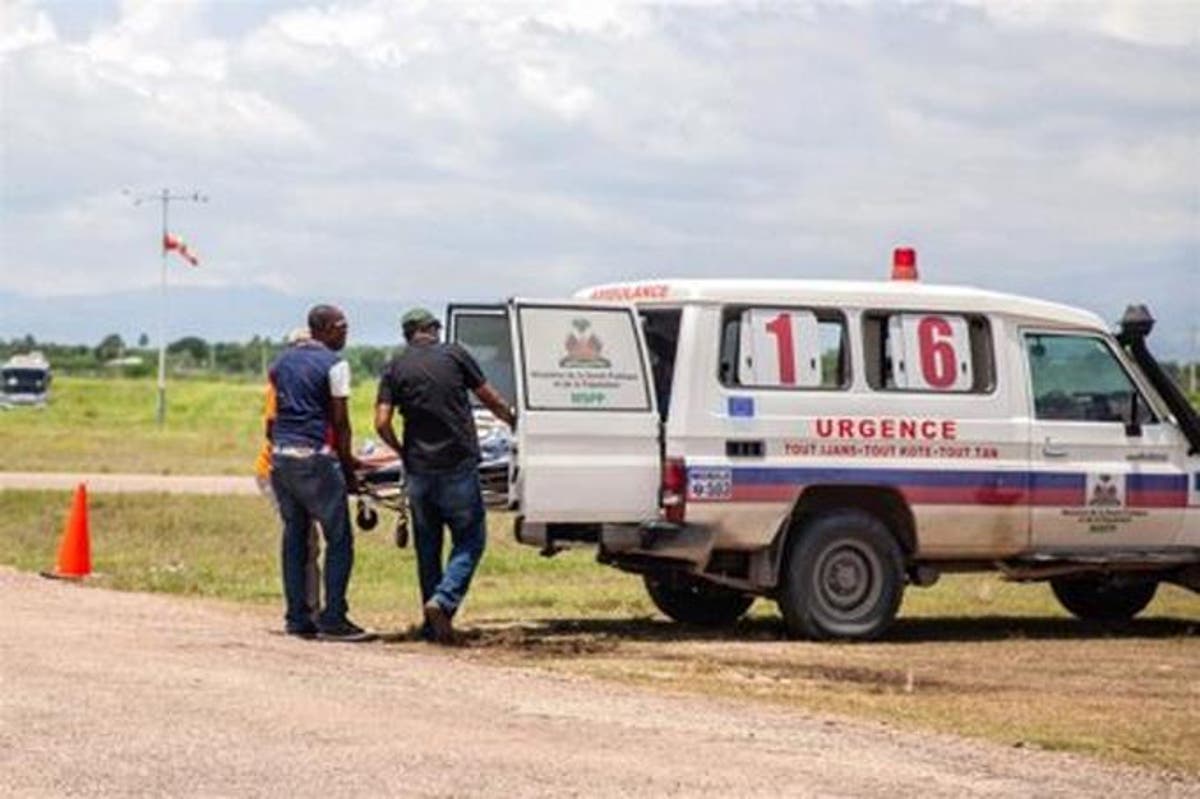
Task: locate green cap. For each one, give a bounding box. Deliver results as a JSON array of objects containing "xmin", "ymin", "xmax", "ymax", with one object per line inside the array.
[{"xmin": 401, "ymin": 307, "xmax": 440, "ymax": 328}]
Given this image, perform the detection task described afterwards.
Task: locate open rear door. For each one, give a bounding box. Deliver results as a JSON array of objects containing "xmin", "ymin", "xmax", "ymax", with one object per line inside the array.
[
  {"xmin": 447, "ymin": 304, "xmax": 516, "ymax": 507},
  {"xmin": 510, "ymin": 299, "xmax": 661, "ymax": 525}
]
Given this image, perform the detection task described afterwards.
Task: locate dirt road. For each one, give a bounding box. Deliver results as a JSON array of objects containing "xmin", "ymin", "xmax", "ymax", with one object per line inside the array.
[
  {"xmin": 2, "ymin": 570, "xmax": 1194, "ymax": 798},
  {"xmin": 0, "ymin": 472, "xmax": 257, "ymax": 494}
]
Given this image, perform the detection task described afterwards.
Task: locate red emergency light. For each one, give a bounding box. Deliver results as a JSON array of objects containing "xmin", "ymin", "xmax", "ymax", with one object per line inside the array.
[{"xmin": 892, "ymin": 247, "xmax": 918, "ymax": 281}]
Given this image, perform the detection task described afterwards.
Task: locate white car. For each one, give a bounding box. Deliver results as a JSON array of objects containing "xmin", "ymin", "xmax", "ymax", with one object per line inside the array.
[{"xmin": 2, "ymin": 351, "xmax": 51, "ymax": 407}]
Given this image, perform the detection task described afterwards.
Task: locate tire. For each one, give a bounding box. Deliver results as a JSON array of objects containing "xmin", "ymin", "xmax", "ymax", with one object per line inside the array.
[
  {"xmin": 777, "ymin": 510, "xmax": 905, "ymax": 641},
  {"xmin": 1050, "ymin": 575, "xmax": 1157, "ymax": 622},
  {"xmin": 643, "ymin": 573, "xmax": 754, "ymax": 627}
]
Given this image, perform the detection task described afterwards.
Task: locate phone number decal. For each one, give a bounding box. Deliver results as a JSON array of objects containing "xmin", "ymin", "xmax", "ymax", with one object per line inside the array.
[{"xmin": 688, "ymin": 468, "xmax": 733, "ymax": 501}]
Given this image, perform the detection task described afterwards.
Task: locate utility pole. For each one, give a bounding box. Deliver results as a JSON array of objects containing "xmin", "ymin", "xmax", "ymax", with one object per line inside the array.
[{"xmin": 127, "ymin": 188, "xmax": 208, "ymax": 426}]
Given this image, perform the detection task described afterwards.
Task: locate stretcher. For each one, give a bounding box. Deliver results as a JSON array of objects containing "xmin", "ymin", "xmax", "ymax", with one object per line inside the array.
[{"xmin": 352, "ymin": 452, "xmax": 510, "ymax": 547}]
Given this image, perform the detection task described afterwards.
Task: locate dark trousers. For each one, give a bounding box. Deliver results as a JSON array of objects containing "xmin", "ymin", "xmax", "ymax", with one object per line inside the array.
[
  {"xmin": 271, "ymin": 453, "xmax": 354, "ymax": 631},
  {"xmin": 407, "ymin": 463, "xmax": 486, "ymax": 615}
]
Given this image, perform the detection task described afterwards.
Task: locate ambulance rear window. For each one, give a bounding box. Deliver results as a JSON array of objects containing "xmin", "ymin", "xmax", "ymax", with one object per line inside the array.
[
  {"xmin": 719, "ymin": 307, "xmax": 849, "ymax": 390},
  {"xmin": 863, "ymin": 311, "xmax": 995, "ymax": 393}
]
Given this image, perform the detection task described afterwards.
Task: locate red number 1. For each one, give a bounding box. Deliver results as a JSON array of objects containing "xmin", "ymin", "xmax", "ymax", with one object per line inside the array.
[{"xmin": 765, "ymin": 313, "xmax": 796, "ymax": 385}]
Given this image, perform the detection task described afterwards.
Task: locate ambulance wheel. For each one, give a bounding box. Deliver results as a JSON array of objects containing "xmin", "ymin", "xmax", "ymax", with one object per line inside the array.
[
  {"xmin": 643, "ymin": 573, "xmax": 754, "ymax": 627},
  {"xmin": 778, "ymin": 510, "xmax": 904, "ymax": 641},
  {"xmin": 1050, "ymin": 575, "xmax": 1157, "ymax": 622}
]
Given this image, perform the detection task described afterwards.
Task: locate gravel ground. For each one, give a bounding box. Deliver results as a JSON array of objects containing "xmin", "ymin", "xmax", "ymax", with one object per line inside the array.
[{"xmin": 1, "ymin": 568, "xmax": 1196, "ymax": 798}]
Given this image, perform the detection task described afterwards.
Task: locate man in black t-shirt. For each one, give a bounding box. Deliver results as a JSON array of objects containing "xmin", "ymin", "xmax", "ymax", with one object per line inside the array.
[{"xmin": 375, "ymin": 308, "xmax": 515, "ymax": 643}]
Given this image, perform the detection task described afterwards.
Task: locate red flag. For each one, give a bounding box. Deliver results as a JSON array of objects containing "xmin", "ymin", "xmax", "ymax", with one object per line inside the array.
[{"xmin": 163, "ymin": 232, "xmax": 200, "ymax": 267}]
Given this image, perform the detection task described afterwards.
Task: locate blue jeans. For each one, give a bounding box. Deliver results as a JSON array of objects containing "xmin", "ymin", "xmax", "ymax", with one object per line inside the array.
[
  {"xmin": 407, "ymin": 463, "xmax": 486, "ymax": 615},
  {"xmin": 271, "ymin": 454, "xmax": 354, "ymax": 631}
]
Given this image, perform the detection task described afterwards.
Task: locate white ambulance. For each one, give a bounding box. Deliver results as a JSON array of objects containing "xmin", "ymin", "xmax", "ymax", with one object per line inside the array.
[{"xmin": 449, "ymin": 250, "xmax": 1200, "ymax": 640}]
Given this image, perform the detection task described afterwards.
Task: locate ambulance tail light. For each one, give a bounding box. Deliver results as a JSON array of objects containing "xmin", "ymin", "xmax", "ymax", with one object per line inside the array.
[
  {"xmin": 661, "ymin": 457, "xmax": 687, "ymax": 524},
  {"xmin": 892, "ymin": 247, "xmax": 918, "ymax": 280}
]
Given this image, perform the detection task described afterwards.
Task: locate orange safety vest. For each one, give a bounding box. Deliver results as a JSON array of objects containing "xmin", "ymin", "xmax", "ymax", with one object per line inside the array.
[{"xmin": 253, "ymin": 381, "xmax": 277, "ymax": 479}]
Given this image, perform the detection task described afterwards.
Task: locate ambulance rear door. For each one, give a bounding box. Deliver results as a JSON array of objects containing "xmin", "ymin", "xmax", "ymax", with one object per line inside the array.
[
  {"xmin": 508, "ymin": 299, "xmax": 662, "ymax": 524},
  {"xmin": 447, "ymin": 303, "xmax": 517, "ymax": 507}
]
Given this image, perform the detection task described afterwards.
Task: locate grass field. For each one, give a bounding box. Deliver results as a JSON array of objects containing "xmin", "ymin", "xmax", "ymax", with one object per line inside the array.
[
  {"xmin": 4, "ymin": 376, "xmax": 1197, "ymax": 476},
  {"xmin": 2, "ymin": 490, "xmax": 1197, "ymax": 773},
  {"xmin": 0, "ymin": 376, "xmax": 381, "ymax": 474}
]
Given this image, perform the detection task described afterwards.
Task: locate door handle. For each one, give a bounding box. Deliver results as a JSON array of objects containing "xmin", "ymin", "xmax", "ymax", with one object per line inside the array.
[{"xmin": 1042, "ymin": 444, "xmax": 1069, "ymax": 459}]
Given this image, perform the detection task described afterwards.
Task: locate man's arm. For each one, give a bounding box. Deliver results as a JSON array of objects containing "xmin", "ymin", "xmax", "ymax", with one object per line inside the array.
[
  {"xmin": 329, "ymin": 396, "xmax": 360, "ymax": 491},
  {"xmin": 327, "ymin": 360, "xmax": 360, "ymax": 490},
  {"xmin": 374, "ymin": 402, "xmax": 404, "ymax": 456},
  {"xmin": 474, "ymin": 383, "xmax": 515, "ymax": 428}
]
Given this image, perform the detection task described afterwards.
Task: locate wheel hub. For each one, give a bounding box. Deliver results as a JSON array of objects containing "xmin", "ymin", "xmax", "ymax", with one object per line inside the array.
[{"xmin": 822, "ymin": 550, "xmax": 869, "ymax": 607}]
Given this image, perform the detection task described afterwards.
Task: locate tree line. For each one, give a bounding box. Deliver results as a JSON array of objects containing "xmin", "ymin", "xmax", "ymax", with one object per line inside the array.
[
  {"xmin": 3, "ymin": 333, "xmax": 1199, "ymax": 400},
  {"xmin": 1, "ymin": 334, "xmax": 394, "ymax": 381}
]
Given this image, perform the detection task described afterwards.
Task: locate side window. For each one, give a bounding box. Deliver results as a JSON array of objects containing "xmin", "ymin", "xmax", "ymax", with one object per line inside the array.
[
  {"xmin": 719, "ymin": 307, "xmax": 849, "ymax": 390},
  {"xmin": 453, "ymin": 312, "xmax": 515, "ymax": 406},
  {"xmin": 864, "ymin": 312, "xmax": 995, "ymax": 393},
  {"xmin": 1026, "ymin": 334, "xmax": 1155, "ymax": 424}
]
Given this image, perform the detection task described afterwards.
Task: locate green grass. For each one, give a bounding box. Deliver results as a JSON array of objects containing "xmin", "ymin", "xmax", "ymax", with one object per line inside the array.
[
  {"xmin": 3, "ymin": 489, "xmax": 1197, "ymax": 628},
  {"xmin": 0, "ymin": 490, "xmax": 649, "ymax": 629},
  {"xmin": 0, "ymin": 376, "xmax": 381, "ymax": 475},
  {"xmin": 3, "ymin": 377, "xmax": 1196, "ymax": 476}
]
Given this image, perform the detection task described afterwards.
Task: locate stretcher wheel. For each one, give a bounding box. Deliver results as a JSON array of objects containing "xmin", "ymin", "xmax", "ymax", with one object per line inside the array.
[{"xmin": 355, "ymin": 502, "xmax": 379, "ymax": 531}]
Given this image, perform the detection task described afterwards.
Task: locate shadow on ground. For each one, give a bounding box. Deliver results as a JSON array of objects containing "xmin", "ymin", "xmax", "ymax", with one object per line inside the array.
[{"xmin": 449, "ymin": 614, "xmax": 1198, "ymax": 651}]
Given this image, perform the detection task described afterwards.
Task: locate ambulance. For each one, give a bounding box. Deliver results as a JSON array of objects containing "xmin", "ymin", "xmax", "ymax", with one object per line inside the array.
[{"xmin": 448, "ymin": 250, "xmax": 1200, "ymax": 640}]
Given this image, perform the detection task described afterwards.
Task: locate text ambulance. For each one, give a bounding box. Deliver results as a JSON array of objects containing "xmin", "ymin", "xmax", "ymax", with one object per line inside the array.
[{"xmin": 449, "ymin": 251, "xmax": 1200, "ymax": 640}]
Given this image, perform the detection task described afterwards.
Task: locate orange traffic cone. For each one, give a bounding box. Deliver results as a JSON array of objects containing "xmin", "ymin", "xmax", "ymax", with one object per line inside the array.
[{"xmin": 43, "ymin": 483, "xmax": 91, "ymax": 580}]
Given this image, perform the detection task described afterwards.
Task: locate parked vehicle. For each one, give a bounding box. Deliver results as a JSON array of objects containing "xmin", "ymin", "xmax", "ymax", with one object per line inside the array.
[
  {"xmin": 450, "ymin": 250, "xmax": 1200, "ymax": 639},
  {"xmin": 1, "ymin": 351, "xmax": 52, "ymax": 407}
]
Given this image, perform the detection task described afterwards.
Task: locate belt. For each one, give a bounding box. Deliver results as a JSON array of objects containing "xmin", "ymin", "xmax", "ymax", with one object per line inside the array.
[{"xmin": 272, "ymin": 445, "xmax": 333, "ymax": 458}]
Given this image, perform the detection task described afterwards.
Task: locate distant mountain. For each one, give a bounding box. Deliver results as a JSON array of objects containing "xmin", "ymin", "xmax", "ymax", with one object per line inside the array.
[{"xmin": 0, "ymin": 286, "xmax": 451, "ymax": 346}]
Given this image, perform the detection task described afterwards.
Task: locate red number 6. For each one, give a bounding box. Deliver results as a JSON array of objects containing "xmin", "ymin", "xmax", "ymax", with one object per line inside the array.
[{"xmin": 917, "ymin": 316, "xmax": 956, "ymax": 389}]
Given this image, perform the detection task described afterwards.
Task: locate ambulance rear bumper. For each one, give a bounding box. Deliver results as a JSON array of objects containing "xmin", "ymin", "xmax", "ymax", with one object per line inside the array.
[
  {"xmin": 513, "ymin": 517, "xmax": 712, "ymax": 566},
  {"xmin": 603, "ymin": 520, "xmax": 712, "ymax": 564}
]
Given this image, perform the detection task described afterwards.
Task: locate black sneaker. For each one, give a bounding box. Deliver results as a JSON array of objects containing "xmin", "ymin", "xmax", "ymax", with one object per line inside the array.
[
  {"xmin": 285, "ymin": 622, "xmax": 318, "ymax": 639},
  {"xmin": 318, "ymin": 619, "xmax": 377, "ymax": 643},
  {"xmin": 423, "ymin": 600, "xmax": 458, "ymax": 645}
]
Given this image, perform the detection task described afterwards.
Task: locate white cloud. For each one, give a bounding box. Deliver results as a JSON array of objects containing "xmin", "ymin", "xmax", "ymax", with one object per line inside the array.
[
  {"xmin": 960, "ymin": 0, "xmax": 1200, "ymax": 47},
  {"xmin": 0, "ymin": 0, "xmax": 1196, "ymax": 355},
  {"xmin": 0, "ymin": 0, "xmax": 56, "ymax": 56}
]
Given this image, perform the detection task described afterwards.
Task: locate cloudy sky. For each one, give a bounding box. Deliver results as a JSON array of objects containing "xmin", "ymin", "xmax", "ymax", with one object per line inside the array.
[{"xmin": 1, "ymin": 0, "xmax": 1197, "ymax": 354}]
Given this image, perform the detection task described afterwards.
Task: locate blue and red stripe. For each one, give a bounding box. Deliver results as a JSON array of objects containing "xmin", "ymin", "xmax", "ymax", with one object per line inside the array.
[
  {"xmin": 1127, "ymin": 474, "xmax": 1188, "ymax": 508},
  {"xmin": 690, "ymin": 466, "xmax": 1186, "ymax": 508}
]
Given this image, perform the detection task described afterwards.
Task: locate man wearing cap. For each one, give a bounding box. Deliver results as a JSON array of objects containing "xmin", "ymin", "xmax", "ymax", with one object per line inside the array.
[
  {"xmin": 269, "ymin": 304, "xmax": 373, "ymax": 642},
  {"xmin": 374, "ymin": 308, "xmax": 515, "ymax": 643}
]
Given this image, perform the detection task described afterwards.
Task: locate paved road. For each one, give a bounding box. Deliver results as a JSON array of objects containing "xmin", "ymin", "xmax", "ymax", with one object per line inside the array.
[
  {"xmin": 0, "ymin": 471, "xmax": 258, "ymax": 494},
  {"xmin": 1, "ymin": 569, "xmax": 1194, "ymax": 798}
]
